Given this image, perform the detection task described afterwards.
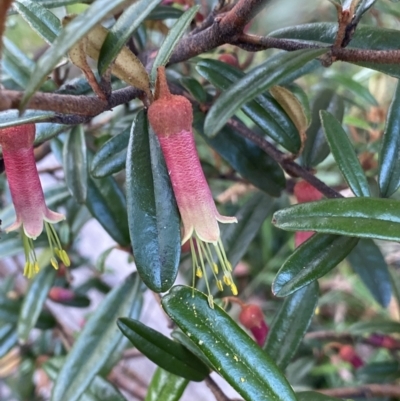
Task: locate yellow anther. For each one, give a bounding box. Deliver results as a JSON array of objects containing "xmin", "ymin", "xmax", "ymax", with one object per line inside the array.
[
  {"xmin": 196, "ymin": 267, "xmax": 203, "ymax": 278},
  {"xmin": 230, "ymin": 283, "xmax": 238, "ymax": 296},
  {"xmin": 217, "ymin": 280, "xmax": 224, "ymax": 291},
  {"xmin": 213, "ymin": 263, "xmax": 219, "ymax": 274},
  {"xmin": 223, "ymin": 275, "xmax": 232, "ymax": 286},
  {"xmin": 34, "ymin": 262, "xmax": 40, "ymax": 273},
  {"xmin": 60, "ymin": 250, "xmax": 71, "ymax": 267},
  {"xmin": 50, "ymin": 257, "xmax": 59, "ymax": 270},
  {"xmin": 207, "ymin": 294, "xmax": 214, "ymax": 309}
]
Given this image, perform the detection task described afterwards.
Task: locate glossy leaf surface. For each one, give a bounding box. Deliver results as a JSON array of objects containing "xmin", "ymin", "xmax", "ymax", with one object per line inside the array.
[
  {"xmin": 63, "ymin": 125, "xmax": 88, "ymax": 203},
  {"xmin": 145, "ymin": 368, "xmax": 188, "ymax": 401},
  {"xmin": 347, "ymin": 239, "xmax": 392, "ymax": 307},
  {"xmin": 117, "ymin": 318, "xmax": 209, "ymax": 381},
  {"xmin": 379, "ymin": 81, "xmax": 400, "ymax": 197},
  {"xmin": 273, "ymin": 198, "xmax": 400, "ymax": 242},
  {"xmin": 204, "ymin": 48, "xmax": 326, "ymax": 137},
  {"xmin": 265, "ymin": 281, "xmax": 319, "ymax": 369},
  {"xmin": 320, "ymin": 110, "xmax": 370, "ymax": 197},
  {"xmin": 273, "ymin": 234, "xmax": 359, "ymax": 296},
  {"xmin": 162, "ymin": 286, "xmax": 297, "ymax": 401},
  {"xmin": 126, "ymin": 111, "xmax": 180, "ymax": 292}
]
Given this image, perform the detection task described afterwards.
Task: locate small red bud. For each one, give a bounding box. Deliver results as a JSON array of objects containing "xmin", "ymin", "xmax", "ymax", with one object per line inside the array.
[
  {"xmin": 239, "ymin": 304, "xmax": 269, "ymax": 346},
  {"xmin": 48, "ymin": 287, "xmax": 75, "ymax": 303},
  {"xmin": 218, "ymin": 53, "xmax": 239, "ymax": 68},
  {"xmin": 339, "ymin": 345, "xmax": 364, "ymax": 369}
]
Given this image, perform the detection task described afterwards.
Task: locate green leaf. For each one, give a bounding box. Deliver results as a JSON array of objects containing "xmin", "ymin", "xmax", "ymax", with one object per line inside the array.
[
  {"xmin": 354, "ymin": 0, "xmax": 377, "ymax": 23},
  {"xmin": 194, "ymin": 111, "xmax": 286, "ymax": 196},
  {"xmin": 270, "ymin": 23, "xmax": 400, "ymax": 78},
  {"xmin": 14, "ymin": 0, "xmax": 61, "ymax": 43},
  {"xmin": 98, "ymin": 0, "xmax": 161, "ymax": 75},
  {"xmin": 126, "ymin": 110, "xmax": 180, "ymax": 292},
  {"xmin": 86, "ymin": 154, "xmax": 130, "ymax": 246},
  {"xmin": 117, "ymin": 318, "xmax": 209, "ymax": 381},
  {"xmin": 150, "ymin": 5, "xmax": 200, "ymax": 82},
  {"xmin": 347, "ymin": 239, "xmax": 392, "ymax": 307},
  {"xmin": 17, "ymin": 265, "xmax": 56, "ymax": 343},
  {"xmin": 0, "ymin": 111, "xmax": 57, "ymax": 128},
  {"xmin": 63, "ymin": 125, "xmax": 88, "ymax": 203},
  {"xmin": 273, "ymin": 234, "xmax": 359, "ymax": 297},
  {"xmin": 44, "ymin": 357, "xmax": 128, "ymax": 401},
  {"xmin": 357, "ymin": 361, "xmax": 400, "ymax": 383},
  {"xmin": 91, "ymin": 127, "xmax": 130, "ymax": 178},
  {"xmin": 2, "ymin": 38, "xmax": 35, "ymax": 89},
  {"xmin": 320, "ymin": 110, "xmax": 370, "ymax": 197},
  {"xmin": 147, "ymin": 5, "xmax": 184, "ymax": 20},
  {"xmin": 162, "ymin": 286, "xmax": 297, "ymax": 401},
  {"xmin": 196, "ymin": 59, "xmax": 301, "ymax": 152},
  {"xmin": 204, "ymin": 48, "xmax": 327, "ymax": 137},
  {"xmin": 302, "ymin": 89, "xmax": 344, "ymax": 167},
  {"xmin": 272, "ymin": 198, "xmax": 400, "ymax": 242},
  {"xmin": 20, "ymin": 0, "xmax": 130, "ymax": 110},
  {"xmin": 265, "ymin": 281, "xmax": 319, "ymax": 370},
  {"xmin": 180, "ymin": 77, "xmax": 207, "ymax": 104},
  {"xmin": 145, "ymin": 368, "xmax": 188, "ymax": 401},
  {"xmin": 349, "ymin": 320, "xmax": 400, "ymax": 334},
  {"xmin": 51, "ymin": 273, "xmax": 142, "ymax": 401},
  {"xmin": 379, "ymin": 81, "xmax": 400, "ymax": 197},
  {"xmin": 223, "ymin": 192, "xmax": 275, "ymax": 269},
  {"xmin": 297, "ymin": 392, "xmax": 349, "ymax": 401},
  {"xmin": 0, "ymin": 323, "xmax": 18, "ymax": 359}
]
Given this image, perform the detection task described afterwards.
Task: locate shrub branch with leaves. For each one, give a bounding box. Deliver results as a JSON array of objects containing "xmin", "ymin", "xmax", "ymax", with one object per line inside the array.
[{"xmin": 1, "ymin": 0, "xmax": 400, "ymax": 400}]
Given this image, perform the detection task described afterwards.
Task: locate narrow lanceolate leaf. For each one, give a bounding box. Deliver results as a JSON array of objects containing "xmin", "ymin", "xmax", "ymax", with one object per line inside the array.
[
  {"xmin": 193, "ymin": 111, "xmax": 286, "ymax": 196},
  {"xmin": 0, "ymin": 110, "xmax": 57, "ymax": 128},
  {"xmin": 91, "ymin": 127, "xmax": 130, "ymax": 178},
  {"xmin": 204, "ymin": 48, "xmax": 327, "ymax": 137},
  {"xmin": 270, "ymin": 23, "xmax": 400, "ymax": 78},
  {"xmin": 98, "ymin": 0, "xmax": 161, "ymax": 75},
  {"xmin": 86, "ymin": 152, "xmax": 130, "ymax": 246},
  {"xmin": 126, "ymin": 111, "xmax": 180, "ymax": 292},
  {"xmin": 51, "ymin": 273, "xmax": 141, "ymax": 401},
  {"xmin": 117, "ymin": 318, "xmax": 209, "ymax": 381},
  {"xmin": 17, "ymin": 265, "xmax": 56, "ymax": 343},
  {"xmin": 63, "ymin": 125, "xmax": 88, "ymax": 203},
  {"xmin": 272, "ymin": 234, "xmax": 359, "ymax": 297},
  {"xmin": 320, "ymin": 110, "xmax": 370, "ymax": 197},
  {"xmin": 302, "ymin": 89, "xmax": 344, "ymax": 168},
  {"xmin": 20, "ymin": 0, "xmax": 130, "ymax": 110},
  {"xmin": 349, "ymin": 320, "xmax": 400, "ymax": 334},
  {"xmin": 0, "ymin": 323, "xmax": 18, "ymax": 359},
  {"xmin": 145, "ymin": 368, "xmax": 188, "ymax": 401},
  {"xmin": 222, "ymin": 192, "xmax": 275, "ymax": 269},
  {"xmin": 44, "ymin": 357, "xmax": 128, "ymax": 401},
  {"xmin": 196, "ymin": 59, "xmax": 301, "ymax": 153},
  {"xmin": 150, "ymin": 5, "xmax": 200, "ymax": 82},
  {"xmin": 297, "ymin": 392, "xmax": 348, "ymax": 401},
  {"xmin": 272, "ymin": 198, "xmax": 400, "ymax": 242},
  {"xmin": 13, "ymin": 0, "xmax": 61, "ymax": 43},
  {"xmin": 162, "ymin": 286, "xmax": 297, "ymax": 401},
  {"xmin": 265, "ymin": 281, "xmax": 319, "ymax": 370},
  {"xmin": 379, "ymin": 82, "xmax": 400, "ymax": 197},
  {"xmin": 347, "ymin": 239, "xmax": 392, "ymax": 307}
]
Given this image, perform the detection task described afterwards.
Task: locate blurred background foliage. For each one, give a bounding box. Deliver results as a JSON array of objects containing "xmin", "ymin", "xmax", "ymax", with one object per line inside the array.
[{"xmin": 1, "ymin": 0, "xmax": 400, "ymax": 400}]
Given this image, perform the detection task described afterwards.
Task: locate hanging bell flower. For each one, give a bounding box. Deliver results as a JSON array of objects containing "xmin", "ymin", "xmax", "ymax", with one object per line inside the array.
[
  {"xmin": 0, "ymin": 124, "xmax": 70, "ymax": 277},
  {"xmin": 148, "ymin": 67, "xmax": 238, "ymax": 307}
]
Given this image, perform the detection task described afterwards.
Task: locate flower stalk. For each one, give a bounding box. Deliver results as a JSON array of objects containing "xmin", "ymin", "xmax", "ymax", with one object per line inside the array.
[
  {"xmin": 148, "ymin": 67, "xmax": 238, "ymax": 307},
  {"xmin": 0, "ymin": 124, "xmax": 70, "ymax": 276}
]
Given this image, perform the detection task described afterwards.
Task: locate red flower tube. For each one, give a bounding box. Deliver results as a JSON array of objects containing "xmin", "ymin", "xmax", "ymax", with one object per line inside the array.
[
  {"xmin": 0, "ymin": 124, "xmax": 70, "ymax": 277},
  {"xmin": 148, "ymin": 67, "xmax": 237, "ymax": 307}
]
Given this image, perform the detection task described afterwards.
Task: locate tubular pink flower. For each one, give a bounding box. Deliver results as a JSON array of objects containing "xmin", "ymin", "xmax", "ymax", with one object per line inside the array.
[
  {"xmin": 148, "ymin": 67, "xmax": 238, "ymax": 307},
  {"xmin": 0, "ymin": 124, "xmax": 70, "ymax": 277}
]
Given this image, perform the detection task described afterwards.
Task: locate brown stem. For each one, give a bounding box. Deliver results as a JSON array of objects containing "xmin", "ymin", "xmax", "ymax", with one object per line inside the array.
[
  {"xmin": 227, "ymin": 119, "xmax": 343, "ymax": 199},
  {"xmin": 205, "ymin": 376, "xmax": 233, "ymax": 401},
  {"xmin": 318, "ymin": 384, "xmax": 400, "ymax": 398}
]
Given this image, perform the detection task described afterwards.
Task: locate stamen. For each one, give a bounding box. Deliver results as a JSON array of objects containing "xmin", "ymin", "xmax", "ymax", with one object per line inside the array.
[{"xmin": 196, "ymin": 239, "xmax": 214, "ymax": 308}]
